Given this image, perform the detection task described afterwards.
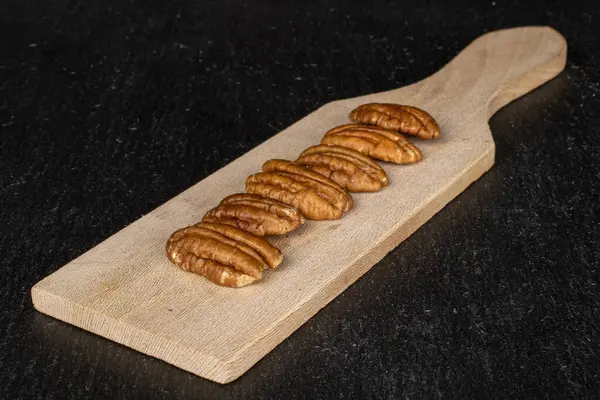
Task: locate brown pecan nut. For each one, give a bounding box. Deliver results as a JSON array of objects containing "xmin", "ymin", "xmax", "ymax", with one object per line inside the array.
[
  {"xmin": 246, "ymin": 172, "xmax": 344, "ymax": 220},
  {"xmin": 299, "ymin": 144, "xmax": 388, "ymax": 185},
  {"xmin": 322, "ymin": 124, "xmax": 422, "ymax": 164},
  {"xmin": 194, "ymin": 221, "xmax": 283, "ymax": 268},
  {"xmin": 262, "ymin": 159, "xmax": 347, "ymax": 192},
  {"xmin": 326, "ymin": 123, "xmax": 405, "ymax": 143},
  {"xmin": 220, "ymin": 193, "xmax": 304, "ymax": 224},
  {"xmin": 179, "ymin": 225, "xmax": 269, "ymax": 271},
  {"xmin": 261, "ymin": 159, "xmax": 353, "ymax": 212},
  {"xmin": 203, "ymin": 202, "xmax": 302, "ymax": 236},
  {"xmin": 350, "ymin": 103, "xmax": 440, "ymax": 140},
  {"xmin": 297, "ymin": 144, "xmax": 389, "ymax": 192},
  {"xmin": 302, "ymin": 162, "xmax": 380, "ymax": 192},
  {"xmin": 166, "ymin": 226, "xmax": 264, "ymax": 287}
]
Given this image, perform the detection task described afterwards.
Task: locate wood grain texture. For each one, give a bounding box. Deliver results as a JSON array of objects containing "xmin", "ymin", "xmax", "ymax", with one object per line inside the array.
[{"xmin": 31, "ymin": 27, "xmax": 567, "ymax": 384}]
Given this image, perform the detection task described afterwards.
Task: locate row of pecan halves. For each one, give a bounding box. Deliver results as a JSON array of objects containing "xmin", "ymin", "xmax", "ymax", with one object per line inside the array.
[{"xmin": 166, "ymin": 102, "xmax": 440, "ymax": 288}]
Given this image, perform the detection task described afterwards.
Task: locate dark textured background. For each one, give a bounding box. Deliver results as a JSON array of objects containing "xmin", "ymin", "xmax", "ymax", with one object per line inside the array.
[{"xmin": 1, "ymin": 0, "xmax": 599, "ymax": 398}]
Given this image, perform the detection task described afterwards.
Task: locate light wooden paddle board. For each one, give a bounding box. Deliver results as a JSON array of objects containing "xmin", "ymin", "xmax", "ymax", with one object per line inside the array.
[{"xmin": 31, "ymin": 27, "xmax": 567, "ymax": 383}]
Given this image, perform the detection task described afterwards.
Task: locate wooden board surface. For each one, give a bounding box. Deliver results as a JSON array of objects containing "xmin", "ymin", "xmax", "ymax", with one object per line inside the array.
[{"xmin": 31, "ymin": 27, "xmax": 567, "ymax": 384}]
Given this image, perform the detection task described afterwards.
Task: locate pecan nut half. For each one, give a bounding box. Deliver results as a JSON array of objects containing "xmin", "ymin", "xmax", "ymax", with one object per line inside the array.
[
  {"xmin": 296, "ymin": 145, "xmax": 389, "ymax": 192},
  {"xmin": 220, "ymin": 193, "xmax": 304, "ymax": 224},
  {"xmin": 166, "ymin": 226, "xmax": 265, "ymax": 287},
  {"xmin": 262, "ymin": 159, "xmax": 353, "ymax": 212},
  {"xmin": 326, "ymin": 123, "xmax": 405, "ymax": 143},
  {"xmin": 246, "ymin": 172, "xmax": 345, "ymax": 220},
  {"xmin": 186, "ymin": 226, "xmax": 268, "ymax": 271},
  {"xmin": 299, "ymin": 144, "xmax": 388, "ymax": 185},
  {"xmin": 203, "ymin": 201, "xmax": 302, "ymax": 236},
  {"xmin": 194, "ymin": 221, "xmax": 282, "ymax": 268},
  {"xmin": 322, "ymin": 124, "xmax": 422, "ymax": 164},
  {"xmin": 350, "ymin": 103, "xmax": 440, "ymax": 140}
]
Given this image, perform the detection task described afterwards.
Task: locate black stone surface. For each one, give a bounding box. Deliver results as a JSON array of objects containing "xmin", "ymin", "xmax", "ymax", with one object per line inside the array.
[{"xmin": 1, "ymin": 0, "xmax": 599, "ymax": 398}]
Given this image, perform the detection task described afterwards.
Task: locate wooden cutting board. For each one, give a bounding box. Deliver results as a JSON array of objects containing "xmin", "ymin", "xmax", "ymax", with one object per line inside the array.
[{"xmin": 31, "ymin": 27, "xmax": 567, "ymax": 384}]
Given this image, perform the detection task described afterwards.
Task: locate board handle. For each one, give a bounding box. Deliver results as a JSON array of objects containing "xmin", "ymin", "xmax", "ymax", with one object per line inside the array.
[{"xmin": 422, "ymin": 27, "xmax": 567, "ymax": 119}]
